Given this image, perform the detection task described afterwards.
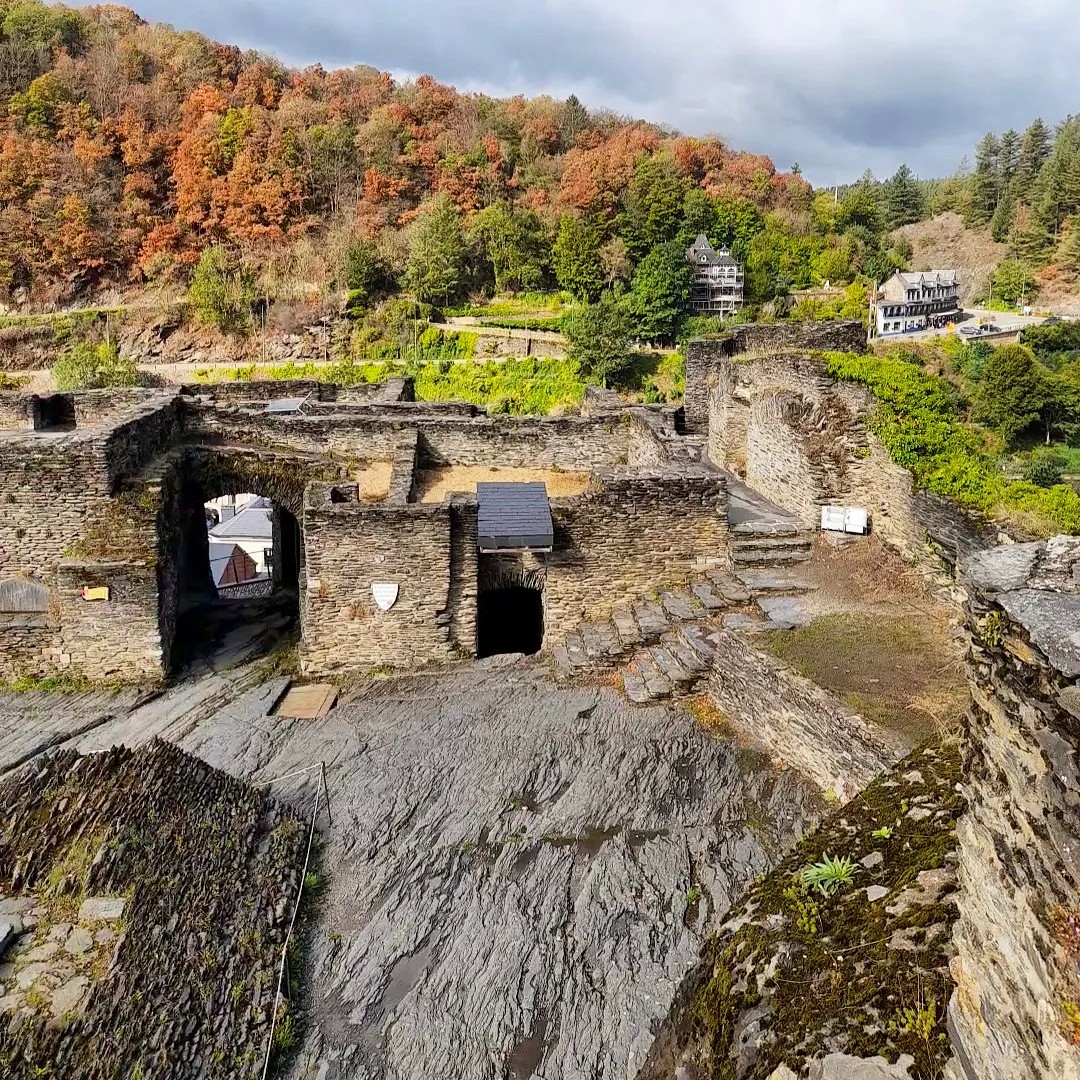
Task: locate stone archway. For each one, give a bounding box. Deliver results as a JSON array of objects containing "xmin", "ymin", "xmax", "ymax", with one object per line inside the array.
[{"xmin": 476, "ymin": 556, "xmax": 546, "ymax": 658}]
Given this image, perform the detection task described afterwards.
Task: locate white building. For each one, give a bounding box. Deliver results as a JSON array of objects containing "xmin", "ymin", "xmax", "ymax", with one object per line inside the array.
[
  {"xmin": 207, "ymin": 496, "xmax": 273, "ymax": 582},
  {"xmin": 686, "ymin": 235, "xmax": 745, "ymax": 317},
  {"xmin": 874, "ymin": 271, "xmax": 961, "ymax": 336}
]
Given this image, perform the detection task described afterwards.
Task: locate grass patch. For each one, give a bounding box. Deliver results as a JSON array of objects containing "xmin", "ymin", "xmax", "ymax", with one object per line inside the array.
[
  {"xmin": 443, "ymin": 292, "xmax": 569, "ymax": 318},
  {"xmin": 760, "ymin": 613, "xmax": 966, "ymax": 745}
]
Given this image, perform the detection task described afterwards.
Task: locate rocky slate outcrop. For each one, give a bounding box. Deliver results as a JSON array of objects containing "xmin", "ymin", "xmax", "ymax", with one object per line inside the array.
[
  {"xmin": 949, "ymin": 537, "xmax": 1080, "ymax": 1080},
  {"xmin": 0, "ymin": 740, "xmax": 307, "ymax": 1080},
  {"xmin": 637, "ymin": 740, "xmax": 963, "ymax": 1080}
]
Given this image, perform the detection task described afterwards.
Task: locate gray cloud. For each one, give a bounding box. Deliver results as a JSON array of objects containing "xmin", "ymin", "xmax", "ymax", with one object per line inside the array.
[{"xmin": 119, "ymin": 0, "xmax": 1080, "ymax": 185}]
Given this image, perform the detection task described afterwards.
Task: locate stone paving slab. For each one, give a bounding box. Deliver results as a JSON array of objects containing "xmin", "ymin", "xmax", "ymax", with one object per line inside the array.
[
  {"xmin": 611, "ymin": 608, "xmax": 643, "ymax": 648},
  {"xmin": 690, "ymin": 583, "xmax": 726, "ymax": 610},
  {"xmin": 633, "ymin": 601, "xmax": 670, "ymax": 637},
  {"xmin": 650, "ymin": 647, "xmax": 696, "ymax": 685},
  {"xmin": 658, "ymin": 590, "xmax": 701, "ymax": 621}
]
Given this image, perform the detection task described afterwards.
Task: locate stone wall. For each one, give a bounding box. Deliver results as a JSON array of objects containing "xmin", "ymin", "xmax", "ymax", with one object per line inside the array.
[
  {"xmin": 684, "ymin": 319, "xmax": 865, "ymax": 432},
  {"xmin": 188, "ymin": 405, "xmax": 630, "ymax": 472},
  {"xmin": 301, "ymin": 488, "xmax": 456, "ymax": 675},
  {"xmin": 707, "ymin": 627, "xmax": 908, "ymax": 800},
  {"xmin": 948, "ymin": 538, "xmax": 1080, "ymax": 1080},
  {"xmin": 706, "ymin": 349, "xmax": 1009, "ymax": 560},
  {"xmin": 544, "ymin": 468, "xmax": 728, "ymax": 640},
  {"xmin": 0, "ymin": 740, "xmax": 306, "ymax": 1078}
]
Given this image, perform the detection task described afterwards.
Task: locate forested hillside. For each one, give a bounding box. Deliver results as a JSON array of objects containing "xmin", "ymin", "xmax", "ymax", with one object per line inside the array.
[
  {"xmin": 848, "ymin": 118, "xmax": 1080, "ymax": 311},
  {"xmin": 0, "ymin": 1, "xmax": 907, "ymax": 317}
]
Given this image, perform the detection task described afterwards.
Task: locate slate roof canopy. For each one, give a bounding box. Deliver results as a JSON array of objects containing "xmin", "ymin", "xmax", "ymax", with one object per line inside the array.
[{"xmin": 477, "ymin": 482, "xmax": 553, "ymax": 552}]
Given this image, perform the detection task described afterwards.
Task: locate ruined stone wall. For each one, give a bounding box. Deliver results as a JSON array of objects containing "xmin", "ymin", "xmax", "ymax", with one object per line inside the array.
[
  {"xmin": 0, "ymin": 392, "xmax": 29, "ymax": 429},
  {"xmin": 0, "ymin": 740, "xmax": 306, "ymax": 1079},
  {"xmin": 684, "ymin": 320, "xmax": 865, "ymax": 432},
  {"xmin": 57, "ymin": 561, "xmax": 164, "ymax": 681},
  {"xmin": 707, "ymin": 627, "xmax": 907, "ymax": 801},
  {"xmin": 446, "ymin": 496, "xmax": 479, "ymax": 655},
  {"xmin": 544, "ymin": 469, "xmax": 728, "ymax": 640},
  {"xmin": 707, "ymin": 350, "xmax": 1007, "ymax": 560},
  {"xmin": 301, "ymin": 489, "xmax": 456, "ymax": 675},
  {"xmin": 187, "ymin": 406, "xmax": 629, "ymax": 472},
  {"xmin": 948, "ymin": 538, "xmax": 1080, "ymax": 1080},
  {"xmin": 626, "ymin": 408, "xmax": 683, "ymax": 467}
]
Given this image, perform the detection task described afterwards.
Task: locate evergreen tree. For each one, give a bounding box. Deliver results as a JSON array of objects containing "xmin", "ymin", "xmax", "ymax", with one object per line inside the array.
[
  {"xmin": 998, "ymin": 130, "xmax": 1021, "ymax": 186},
  {"xmin": 552, "ymin": 214, "xmax": 604, "ymax": 301},
  {"xmin": 882, "ymin": 164, "xmax": 924, "ymax": 229},
  {"xmin": 558, "ymin": 94, "xmax": 590, "ymax": 149},
  {"xmin": 967, "ymin": 133, "xmax": 1000, "ymax": 225},
  {"xmin": 974, "ymin": 343, "xmax": 1045, "ymax": 447},
  {"xmin": 621, "ymin": 240, "xmax": 692, "ymax": 344},
  {"xmin": 563, "ymin": 290, "xmax": 631, "ymax": 385},
  {"xmin": 405, "ymin": 195, "xmax": 468, "ymax": 305},
  {"xmin": 618, "ymin": 154, "xmax": 687, "ymax": 259},
  {"xmin": 1019, "ymin": 118, "xmax": 1052, "ymax": 181},
  {"xmin": 990, "ymin": 185, "xmax": 1016, "ymax": 243},
  {"xmin": 1058, "ymin": 215, "xmax": 1080, "ymax": 275}
]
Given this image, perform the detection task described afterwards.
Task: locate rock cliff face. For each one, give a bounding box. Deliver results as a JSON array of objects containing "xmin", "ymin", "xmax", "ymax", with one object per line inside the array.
[{"xmin": 949, "ymin": 537, "xmax": 1080, "ymax": 1080}]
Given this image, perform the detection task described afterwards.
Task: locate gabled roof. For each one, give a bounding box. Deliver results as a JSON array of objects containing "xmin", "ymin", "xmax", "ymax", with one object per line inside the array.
[
  {"xmin": 686, "ymin": 234, "xmax": 738, "ymax": 268},
  {"xmin": 209, "ymin": 497, "xmax": 273, "ymax": 541},
  {"xmin": 892, "ymin": 270, "xmax": 959, "ymax": 289}
]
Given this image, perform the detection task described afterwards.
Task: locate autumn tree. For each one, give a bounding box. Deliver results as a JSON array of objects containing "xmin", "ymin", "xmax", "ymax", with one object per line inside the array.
[
  {"xmin": 552, "ymin": 214, "xmax": 603, "ymax": 301},
  {"xmin": 405, "ymin": 195, "xmax": 468, "ymax": 305}
]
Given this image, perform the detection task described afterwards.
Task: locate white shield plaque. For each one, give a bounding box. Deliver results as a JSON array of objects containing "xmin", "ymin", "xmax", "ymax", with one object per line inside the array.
[{"xmin": 372, "ymin": 583, "xmax": 399, "ymax": 612}]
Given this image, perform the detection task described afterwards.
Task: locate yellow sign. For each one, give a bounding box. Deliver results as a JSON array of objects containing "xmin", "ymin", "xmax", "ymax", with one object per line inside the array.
[{"xmin": 81, "ymin": 586, "xmax": 110, "ymax": 602}]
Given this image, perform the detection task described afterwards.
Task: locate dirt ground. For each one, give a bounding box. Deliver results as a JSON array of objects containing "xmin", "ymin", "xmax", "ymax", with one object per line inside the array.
[
  {"xmin": 760, "ymin": 536, "xmax": 969, "ymax": 746},
  {"xmin": 356, "ymin": 460, "xmax": 393, "ymax": 499},
  {"xmin": 415, "ymin": 465, "xmax": 590, "ymax": 503},
  {"xmin": 894, "ymin": 212, "xmax": 1006, "ymax": 306}
]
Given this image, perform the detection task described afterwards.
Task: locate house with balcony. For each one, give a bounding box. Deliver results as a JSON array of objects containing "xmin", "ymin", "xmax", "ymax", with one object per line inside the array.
[
  {"xmin": 874, "ymin": 271, "xmax": 961, "ymax": 336},
  {"xmin": 686, "ymin": 235, "xmax": 745, "ymax": 317}
]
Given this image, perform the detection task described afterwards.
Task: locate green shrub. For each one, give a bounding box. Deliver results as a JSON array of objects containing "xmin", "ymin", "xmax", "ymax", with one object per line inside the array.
[
  {"xmin": 1025, "ymin": 447, "xmax": 1068, "ymax": 488},
  {"xmin": 800, "ymin": 854, "xmax": 860, "ymax": 897},
  {"xmin": 53, "ymin": 341, "xmax": 138, "ymax": 390},
  {"xmin": 825, "ymin": 350, "xmax": 1080, "ymax": 536},
  {"xmin": 188, "ymin": 246, "xmax": 256, "ymax": 332}
]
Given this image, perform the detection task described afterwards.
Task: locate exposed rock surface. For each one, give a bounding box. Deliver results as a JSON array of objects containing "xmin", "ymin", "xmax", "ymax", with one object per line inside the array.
[
  {"xmin": 637, "ymin": 740, "xmax": 962, "ymax": 1080},
  {"xmin": 0, "ymin": 659, "xmax": 822, "ymax": 1079}
]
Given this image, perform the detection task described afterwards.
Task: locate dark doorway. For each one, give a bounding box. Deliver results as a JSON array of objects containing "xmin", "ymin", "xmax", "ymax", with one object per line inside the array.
[{"xmin": 477, "ymin": 587, "xmax": 544, "ymax": 658}]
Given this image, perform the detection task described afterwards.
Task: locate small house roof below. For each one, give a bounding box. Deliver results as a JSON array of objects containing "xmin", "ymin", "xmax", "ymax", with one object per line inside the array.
[{"xmin": 477, "ymin": 482, "xmax": 553, "ymax": 553}]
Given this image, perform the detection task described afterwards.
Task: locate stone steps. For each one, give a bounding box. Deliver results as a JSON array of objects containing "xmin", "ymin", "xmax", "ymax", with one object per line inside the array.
[
  {"xmin": 552, "ymin": 559, "xmax": 817, "ymax": 707},
  {"xmin": 729, "ymin": 526, "xmax": 813, "ymax": 569}
]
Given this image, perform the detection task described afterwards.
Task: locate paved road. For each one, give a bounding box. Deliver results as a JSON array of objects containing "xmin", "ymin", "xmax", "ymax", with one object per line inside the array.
[
  {"xmin": 884, "ymin": 307, "xmax": 1049, "ymax": 342},
  {"xmin": 0, "ymin": 654, "xmax": 821, "ymax": 1079}
]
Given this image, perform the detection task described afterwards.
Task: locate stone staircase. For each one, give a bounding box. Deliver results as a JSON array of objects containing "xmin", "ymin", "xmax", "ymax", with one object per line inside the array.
[
  {"xmin": 552, "ymin": 567, "xmax": 815, "ymax": 706},
  {"xmin": 729, "ymin": 520, "xmax": 813, "ymax": 569}
]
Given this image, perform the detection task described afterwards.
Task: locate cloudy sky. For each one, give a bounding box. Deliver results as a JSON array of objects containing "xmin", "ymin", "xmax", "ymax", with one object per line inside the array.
[{"xmin": 122, "ymin": 0, "xmax": 1074, "ymax": 186}]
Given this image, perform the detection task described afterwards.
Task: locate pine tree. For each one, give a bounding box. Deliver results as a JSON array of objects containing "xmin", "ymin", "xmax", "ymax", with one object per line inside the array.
[
  {"xmin": 967, "ymin": 133, "xmax": 1000, "ymax": 225},
  {"xmin": 990, "ymin": 185, "xmax": 1016, "ymax": 243},
  {"xmin": 405, "ymin": 195, "xmax": 468, "ymax": 305},
  {"xmin": 883, "ymin": 164, "xmax": 924, "ymax": 229},
  {"xmin": 621, "ymin": 240, "xmax": 692, "ymax": 345},
  {"xmin": 558, "ymin": 95, "xmax": 590, "ymax": 149},
  {"xmin": 998, "ymin": 130, "xmax": 1021, "ymax": 186},
  {"xmin": 1015, "ymin": 118, "xmax": 1052, "ymax": 202}
]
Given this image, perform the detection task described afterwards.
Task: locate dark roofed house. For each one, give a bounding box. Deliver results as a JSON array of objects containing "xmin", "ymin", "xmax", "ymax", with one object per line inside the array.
[{"xmin": 686, "ymin": 235, "xmax": 745, "ymax": 317}]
